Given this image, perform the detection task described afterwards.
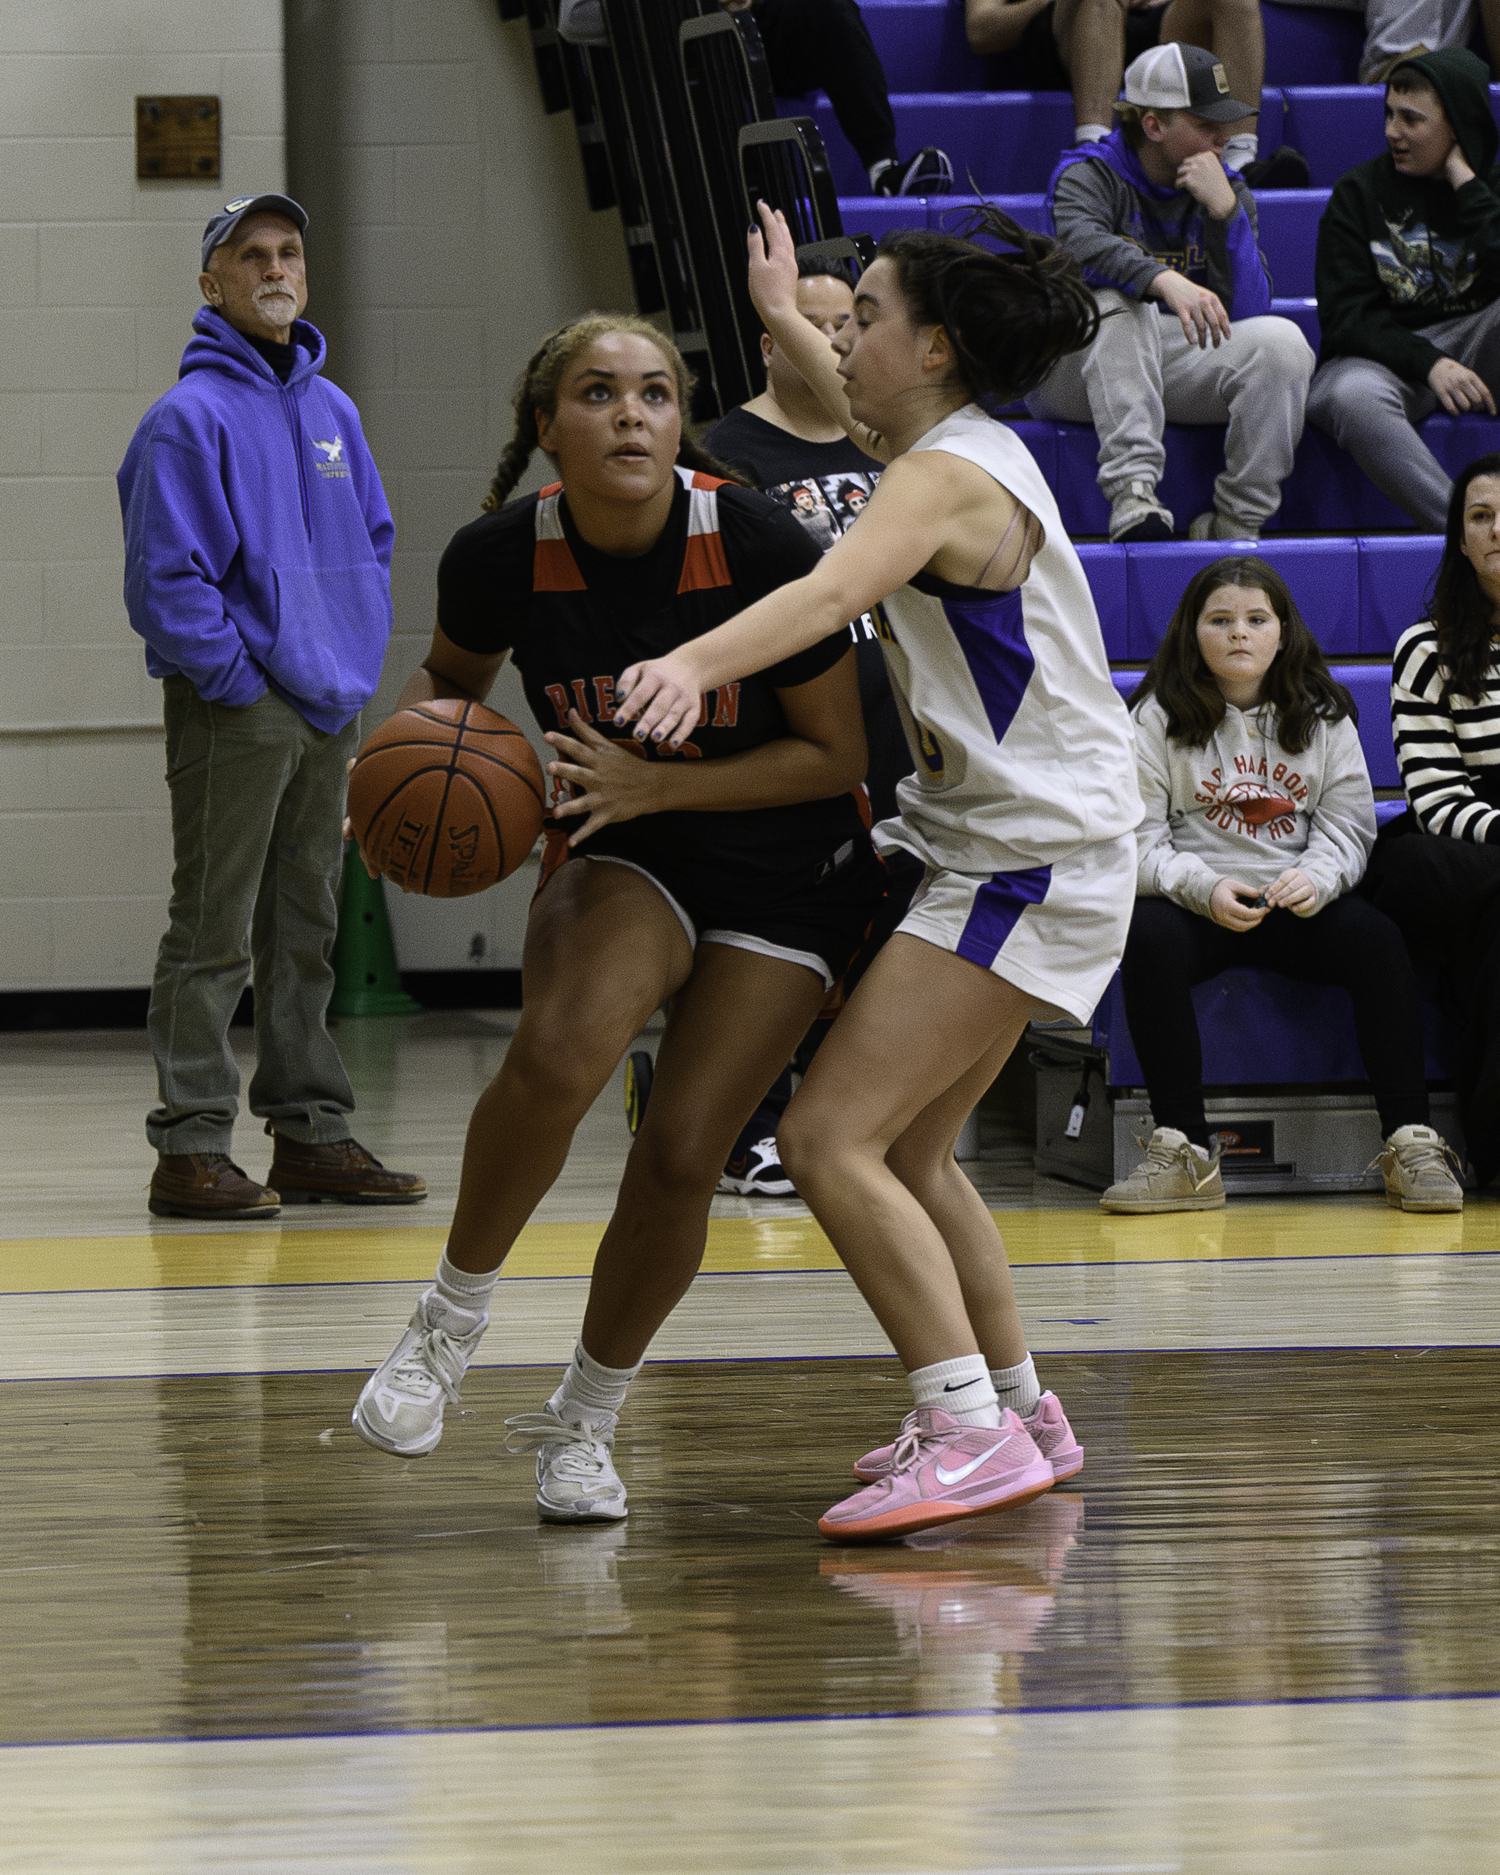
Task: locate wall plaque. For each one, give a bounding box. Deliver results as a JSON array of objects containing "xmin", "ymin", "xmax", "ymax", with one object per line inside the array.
[{"xmin": 136, "ymin": 97, "xmax": 221, "ymax": 180}]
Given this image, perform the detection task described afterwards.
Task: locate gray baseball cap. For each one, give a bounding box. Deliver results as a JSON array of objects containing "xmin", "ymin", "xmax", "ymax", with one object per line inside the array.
[
  {"xmin": 1123, "ymin": 43, "xmax": 1256, "ymax": 123},
  {"xmin": 200, "ymin": 194, "xmax": 308, "ymax": 271}
]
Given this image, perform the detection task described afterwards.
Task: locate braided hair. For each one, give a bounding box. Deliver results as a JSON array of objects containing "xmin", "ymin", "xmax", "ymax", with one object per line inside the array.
[
  {"xmin": 875, "ymin": 206, "xmax": 1100, "ymax": 408},
  {"xmin": 482, "ymin": 312, "xmax": 739, "ymax": 512}
]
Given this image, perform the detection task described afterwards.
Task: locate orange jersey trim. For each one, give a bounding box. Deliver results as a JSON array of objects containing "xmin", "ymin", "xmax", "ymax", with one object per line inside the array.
[
  {"xmin": 534, "ymin": 537, "xmax": 587, "ymax": 592},
  {"xmin": 677, "ymin": 529, "xmax": 732, "ymax": 594}
]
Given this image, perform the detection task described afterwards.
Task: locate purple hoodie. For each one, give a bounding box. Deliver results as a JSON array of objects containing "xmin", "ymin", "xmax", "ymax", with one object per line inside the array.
[
  {"xmin": 117, "ymin": 308, "xmax": 395, "ymax": 733},
  {"xmin": 1045, "ymin": 129, "xmax": 1272, "ymax": 321}
]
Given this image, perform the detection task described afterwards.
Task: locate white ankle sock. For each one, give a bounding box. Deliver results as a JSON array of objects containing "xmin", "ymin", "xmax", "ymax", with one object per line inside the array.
[
  {"xmin": 910, "ymin": 1354, "xmax": 1001, "ymax": 1427},
  {"xmin": 547, "ymin": 1341, "xmax": 642, "ymax": 1429},
  {"xmin": 430, "ymin": 1251, "xmax": 498, "ymax": 1332},
  {"xmin": 1223, "ymin": 132, "xmax": 1258, "ymax": 173},
  {"xmin": 1075, "ymin": 122, "xmax": 1110, "ymax": 144},
  {"xmin": 991, "ymin": 1354, "xmax": 1040, "ymax": 1419}
]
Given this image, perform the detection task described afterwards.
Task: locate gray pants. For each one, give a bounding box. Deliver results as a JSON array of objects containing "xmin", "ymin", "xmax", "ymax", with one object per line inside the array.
[
  {"xmin": 1289, "ymin": 0, "xmax": 1474, "ymax": 85},
  {"xmin": 147, "ymin": 676, "xmax": 361, "ymax": 1155},
  {"xmin": 1026, "ymin": 289, "xmax": 1315, "ymax": 531},
  {"xmin": 1306, "ymin": 298, "xmax": 1500, "ymax": 530}
]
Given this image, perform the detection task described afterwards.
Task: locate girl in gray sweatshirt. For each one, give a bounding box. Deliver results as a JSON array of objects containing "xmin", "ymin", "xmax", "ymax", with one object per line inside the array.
[{"xmin": 1102, "ymin": 555, "xmax": 1461, "ymax": 1216}]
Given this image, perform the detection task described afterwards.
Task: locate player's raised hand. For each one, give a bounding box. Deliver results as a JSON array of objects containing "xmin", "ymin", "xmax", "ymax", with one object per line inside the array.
[
  {"xmin": 614, "ymin": 651, "xmax": 703, "ymax": 750},
  {"xmin": 747, "ymin": 201, "xmax": 800, "ymax": 327},
  {"xmin": 545, "ymin": 711, "xmax": 662, "ymax": 846}
]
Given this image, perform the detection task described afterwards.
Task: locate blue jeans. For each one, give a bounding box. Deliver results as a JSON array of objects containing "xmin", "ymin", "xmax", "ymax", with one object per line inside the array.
[{"xmin": 146, "ymin": 677, "xmax": 360, "ymax": 1155}]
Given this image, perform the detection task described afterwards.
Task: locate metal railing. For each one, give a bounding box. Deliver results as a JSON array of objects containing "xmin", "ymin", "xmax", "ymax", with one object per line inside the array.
[{"xmin": 504, "ymin": 0, "xmax": 846, "ymax": 422}]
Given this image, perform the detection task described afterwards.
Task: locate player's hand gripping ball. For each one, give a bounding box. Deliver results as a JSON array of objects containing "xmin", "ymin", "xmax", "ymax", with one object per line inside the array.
[{"xmin": 348, "ymin": 699, "xmax": 545, "ymax": 896}]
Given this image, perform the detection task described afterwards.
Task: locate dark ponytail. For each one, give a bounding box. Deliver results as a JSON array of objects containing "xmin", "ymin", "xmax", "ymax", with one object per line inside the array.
[{"xmin": 876, "ymin": 206, "xmax": 1100, "ymax": 405}]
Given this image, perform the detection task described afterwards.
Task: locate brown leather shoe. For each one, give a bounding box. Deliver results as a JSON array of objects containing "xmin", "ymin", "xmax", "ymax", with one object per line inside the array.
[
  {"xmin": 267, "ymin": 1134, "xmax": 427, "ymax": 1205},
  {"xmin": 150, "ymin": 1153, "xmax": 281, "ymax": 1220}
]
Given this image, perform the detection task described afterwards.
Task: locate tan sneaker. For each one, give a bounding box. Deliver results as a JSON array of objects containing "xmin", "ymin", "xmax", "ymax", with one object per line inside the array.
[
  {"xmin": 1108, "ymin": 481, "xmax": 1173, "ymax": 543},
  {"xmin": 1100, "ymin": 1127, "xmax": 1225, "ymax": 1214},
  {"xmin": 1378, "ymin": 1125, "xmax": 1464, "ymax": 1213}
]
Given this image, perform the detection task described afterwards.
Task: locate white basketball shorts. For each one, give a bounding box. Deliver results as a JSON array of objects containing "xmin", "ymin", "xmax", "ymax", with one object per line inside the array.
[{"xmin": 895, "ymin": 831, "xmax": 1136, "ymax": 1024}]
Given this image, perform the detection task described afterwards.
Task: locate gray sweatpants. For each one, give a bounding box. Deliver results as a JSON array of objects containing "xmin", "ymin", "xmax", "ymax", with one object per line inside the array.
[
  {"xmin": 147, "ymin": 676, "xmax": 361, "ymax": 1155},
  {"xmin": 1289, "ymin": 0, "xmax": 1474, "ymax": 85},
  {"xmin": 1306, "ymin": 298, "xmax": 1500, "ymax": 530},
  {"xmin": 1026, "ymin": 289, "xmax": 1315, "ymax": 532}
]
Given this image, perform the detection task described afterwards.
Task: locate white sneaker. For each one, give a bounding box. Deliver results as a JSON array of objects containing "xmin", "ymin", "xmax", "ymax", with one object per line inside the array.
[
  {"xmin": 1188, "ymin": 510, "xmax": 1260, "ymax": 541},
  {"xmin": 351, "ymin": 1292, "xmax": 487, "ymax": 1456},
  {"xmin": 717, "ymin": 1135, "xmax": 796, "ymax": 1196},
  {"xmin": 1108, "ymin": 481, "xmax": 1173, "ymax": 543},
  {"xmin": 505, "ymin": 1409, "xmax": 629, "ymax": 1522},
  {"xmin": 1100, "ymin": 1126, "xmax": 1225, "ymax": 1214},
  {"xmin": 1378, "ymin": 1125, "xmax": 1464, "ymax": 1212}
]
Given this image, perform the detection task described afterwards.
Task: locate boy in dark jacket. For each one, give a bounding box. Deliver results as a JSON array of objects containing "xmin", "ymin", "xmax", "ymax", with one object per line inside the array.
[
  {"xmin": 1028, "ymin": 42, "xmax": 1313, "ymax": 541},
  {"xmin": 1307, "ymin": 47, "xmax": 1500, "ymax": 530}
]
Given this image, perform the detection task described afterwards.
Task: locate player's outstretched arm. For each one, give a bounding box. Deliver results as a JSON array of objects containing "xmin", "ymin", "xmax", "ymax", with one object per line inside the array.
[
  {"xmin": 614, "ymin": 449, "xmax": 1005, "ymax": 747},
  {"xmin": 748, "ymin": 203, "xmax": 892, "ymax": 462}
]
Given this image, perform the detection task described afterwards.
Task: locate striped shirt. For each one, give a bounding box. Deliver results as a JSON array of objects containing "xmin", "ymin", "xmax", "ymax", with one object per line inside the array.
[{"xmin": 1392, "ymin": 620, "xmax": 1500, "ymax": 842}]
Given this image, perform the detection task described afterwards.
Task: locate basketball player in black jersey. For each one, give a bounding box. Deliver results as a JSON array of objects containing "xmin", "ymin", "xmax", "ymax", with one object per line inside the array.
[{"xmin": 350, "ymin": 312, "xmax": 884, "ymax": 1525}]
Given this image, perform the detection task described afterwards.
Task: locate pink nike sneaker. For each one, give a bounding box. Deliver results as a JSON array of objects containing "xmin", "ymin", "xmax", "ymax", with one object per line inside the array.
[
  {"xmin": 852, "ymin": 1390, "xmax": 1083, "ymax": 1485},
  {"xmin": 818, "ymin": 1407, "xmax": 1054, "ymax": 1543}
]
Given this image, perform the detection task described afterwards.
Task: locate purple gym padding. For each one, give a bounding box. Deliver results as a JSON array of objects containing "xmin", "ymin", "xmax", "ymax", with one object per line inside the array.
[
  {"xmin": 1357, "ymin": 537, "xmax": 1443, "ymax": 651},
  {"xmin": 1125, "ymin": 539, "xmax": 1360, "ymax": 659}
]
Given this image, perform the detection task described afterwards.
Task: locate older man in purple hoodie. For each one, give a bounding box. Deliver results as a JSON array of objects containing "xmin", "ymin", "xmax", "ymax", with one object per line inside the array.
[
  {"xmin": 1027, "ymin": 43, "xmax": 1314, "ymax": 543},
  {"xmin": 118, "ymin": 194, "xmax": 424, "ymax": 1219}
]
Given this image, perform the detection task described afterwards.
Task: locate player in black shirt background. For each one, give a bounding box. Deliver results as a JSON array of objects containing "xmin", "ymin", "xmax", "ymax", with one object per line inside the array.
[
  {"xmin": 350, "ymin": 313, "xmax": 883, "ymax": 1527},
  {"xmin": 674, "ymin": 260, "xmax": 919, "ymax": 1197}
]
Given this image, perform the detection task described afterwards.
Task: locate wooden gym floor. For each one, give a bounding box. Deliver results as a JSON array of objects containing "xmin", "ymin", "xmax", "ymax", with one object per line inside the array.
[{"xmin": 3, "ymin": 1013, "xmax": 1498, "ymax": 1872}]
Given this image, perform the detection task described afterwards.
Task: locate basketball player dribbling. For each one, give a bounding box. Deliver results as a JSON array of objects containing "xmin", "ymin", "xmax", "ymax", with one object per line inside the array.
[
  {"xmin": 350, "ymin": 314, "xmax": 887, "ymax": 1525},
  {"xmin": 611, "ymin": 206, "xmax": 1144, "ymax": 1540}
]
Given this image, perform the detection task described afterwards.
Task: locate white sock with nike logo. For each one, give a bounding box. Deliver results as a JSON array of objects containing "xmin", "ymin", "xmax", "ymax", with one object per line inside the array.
[
  {"xmin": 909, "ymin": 1354, "xmax": 1001, "ymax": 1427},
  {"xmin": 990, "ymin": 1354, "xmax": 1040, "ymax": 1420}
]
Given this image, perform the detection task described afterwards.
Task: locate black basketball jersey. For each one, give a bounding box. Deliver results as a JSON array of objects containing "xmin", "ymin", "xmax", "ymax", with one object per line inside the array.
[{"xmin": 437, "ymin": 467, "xmax": 869, "ymax": 901}]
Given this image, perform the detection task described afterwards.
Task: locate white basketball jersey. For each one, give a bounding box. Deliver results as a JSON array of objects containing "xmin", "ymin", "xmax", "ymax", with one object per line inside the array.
[{"xmin": 874, "ymin": 405, "xmax": 1141, "ymax": 874}]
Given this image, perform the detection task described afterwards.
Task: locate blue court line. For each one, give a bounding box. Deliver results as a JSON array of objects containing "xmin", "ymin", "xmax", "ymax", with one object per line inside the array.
[
  {"xmin": 3, "ymin": 1245, "xmax": 1499, "ymax": 1301},
  {"xmin": 3, "ymin": 1687, "xmax": 1499, "ymax": 1754}
]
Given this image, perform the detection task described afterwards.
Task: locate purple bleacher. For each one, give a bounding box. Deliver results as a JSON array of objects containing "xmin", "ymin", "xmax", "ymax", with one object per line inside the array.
[
  {"xmin": 1358, "ymin": 536, "xmax": 1442, "ymax": 649},
  {"xmin": 1272, "ymin": 296, "xmax": 1319, "ymax": 352},
  {"xmin": 839, "ymin": 189, "xmax": 1326, "ymax": 304},
  {"xmin": 1007, "ymin": 415, "xmax": 1057, "ymax": 487},
  {"xmin": 1261, "ymin": 1, "xmax": 1365, "ymax": 84},
  {"xmin": 1332, "ymin": 663, "xmax": 1399, "ymax": 787},
  {"xmin": 1096, "ymin": 967, "xmax": 1456, "ymax": 1087},
  {"xmin": 855, "ymin": 1, "xmax": 1366, "ymax": 93},
  {"xmin": 1078, "ymin": 542, "xmax": 1128, "ymax": 657},
  {"xmin": 1124, "ymin": 538, "xmax": 1359, "ymax": 658}
]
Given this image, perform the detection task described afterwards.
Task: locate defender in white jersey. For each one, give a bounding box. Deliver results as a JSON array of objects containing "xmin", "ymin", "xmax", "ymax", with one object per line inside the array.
[
  {"xmin": 611, "ymin": 202, "xmax": 1140, "ymax": 1542},
  {"xmin": 874, "ymin": 402, "xmax": 1137, "ymax": 1018}
]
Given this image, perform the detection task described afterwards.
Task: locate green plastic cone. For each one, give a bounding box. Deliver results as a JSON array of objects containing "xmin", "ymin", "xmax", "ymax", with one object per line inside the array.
[{"xmin": 329, "ymin": 846, "xmax": 421, "ymax": 1017}]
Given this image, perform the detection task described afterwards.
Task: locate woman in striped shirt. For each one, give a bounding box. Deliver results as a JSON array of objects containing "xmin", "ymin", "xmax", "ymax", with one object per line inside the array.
[{"xmin": 1367, "ymin": 451, "xmax": 1500, "ymax": 1186}]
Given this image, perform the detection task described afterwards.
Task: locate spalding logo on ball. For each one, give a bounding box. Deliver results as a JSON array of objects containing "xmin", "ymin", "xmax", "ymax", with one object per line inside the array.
[{"xmin": 348, "ymin": 699, "xmax": 546, "ymax": 896}]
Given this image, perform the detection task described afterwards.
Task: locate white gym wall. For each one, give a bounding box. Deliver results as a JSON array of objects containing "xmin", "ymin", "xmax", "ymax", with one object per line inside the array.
[{"xmin": 0, "ymin": 0, "xmax": 633, "ymax": 991}]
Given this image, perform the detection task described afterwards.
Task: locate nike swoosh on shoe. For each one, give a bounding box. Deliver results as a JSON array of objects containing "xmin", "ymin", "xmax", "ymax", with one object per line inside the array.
[{"xmin": 934, "ymin": 1435, "xmax": 1010, "ymax": 1486}]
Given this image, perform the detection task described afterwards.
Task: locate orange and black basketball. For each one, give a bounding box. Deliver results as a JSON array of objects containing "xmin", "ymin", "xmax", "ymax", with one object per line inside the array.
[{"xmin": 348, "ymin": 698, "xmax": 546, "ymax": 897}]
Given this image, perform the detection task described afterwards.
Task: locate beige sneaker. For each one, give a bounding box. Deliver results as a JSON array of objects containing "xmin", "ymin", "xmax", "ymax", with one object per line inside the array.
[
  {"xmin": 1188, "ymin": 510, "xmax": 1260, "ymax": 542},
  {"xmin": 1378, "ymin": 1125, "xmax": 1464, "ymax": 1213},
  {"xmin": 1108, "ymin": 481, "xmax": 1173, "ymax": 543},
  {"xmin": 1101, "ymin": 1127, "xmax": 1225, "ymax": 1214}
]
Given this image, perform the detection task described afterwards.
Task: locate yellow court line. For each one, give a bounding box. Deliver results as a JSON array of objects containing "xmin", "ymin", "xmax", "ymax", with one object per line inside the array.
[{"xmin": 1, "ymin": 1202, "xmax": 1493, "ymax": 1294}]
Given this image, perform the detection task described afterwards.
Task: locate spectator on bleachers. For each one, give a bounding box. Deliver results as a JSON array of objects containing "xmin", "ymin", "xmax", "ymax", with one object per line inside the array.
[
  {"xmin": 1307, "ymin": 50, "xmax": 1500, "ymax": 530},
  {"xmin": 963, "ymin": 0, "xmax": 1308, "ymax": 186},
  {"xmin": 1027, "ymin": 44, "xmax": 1314, "ymax": 540},
  {"xmin": 1364, "ymin": 453, "xmax": 1500, "ymax": 1186},
  {"xmin": 558, "ymin": 0, "xmax": 954, "ymax": 195},
  {"xmin": 1103, "ymin": 555, "xmax": 1462, "ymax": 1214},
  {"xmin": 1291, "ymin": 0, "xmax": 1489, "ymax": 88}
]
